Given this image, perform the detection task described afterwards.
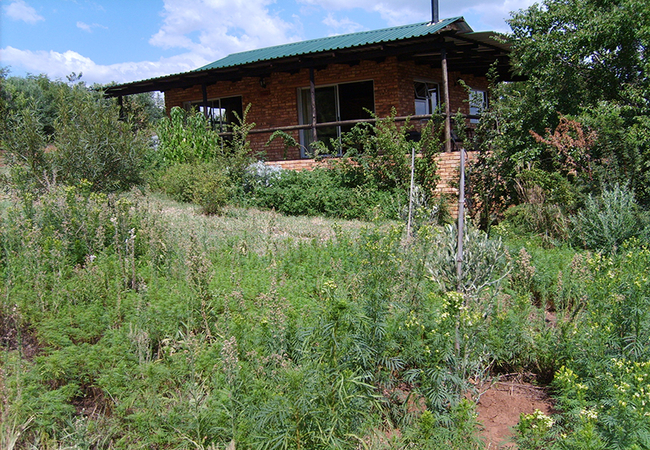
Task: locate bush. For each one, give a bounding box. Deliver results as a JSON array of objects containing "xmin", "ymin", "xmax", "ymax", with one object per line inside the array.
[
  {"xmin": 338, "ymin": 110, "xmax": 443, "ymax": 195},
  {"xmin": 247, "ymin": 167, "xmax": 404, "ymax": 220},
  {"xmin": 571, "ymin": 184, "xmax": 649, "ymax": 252},
  {"xmin": 156, "ymin": 107, "xmax": 222, "ymax": 165},
  {"xmin": 2, "ymin": 83, "xmax": 149, "ymax": 193},
  {"xmin": 242, "ymin": 161, "xmax": 283, "ymax": 193},
  {"xmin": 426, "ymin": 224, "xmax": 510, "ymax": 295},
  {"xmin": 156, "ymin": 162, "xmax": 232, "ymax": 215},
  {"xmin": 53, "ymin": 87, "xmax": 149, "ymax": 192}
]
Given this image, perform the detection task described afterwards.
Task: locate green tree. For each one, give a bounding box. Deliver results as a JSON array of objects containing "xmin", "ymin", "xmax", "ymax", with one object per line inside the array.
[
  {"xmin": 51, "ymin": 84, "xmax": 149, "ymax": 191},
  {"xmin": 471, "ymin": 0, "xmax": 650, "ymax": 226},
  {"xmin": 1, "ymin": 73, "xmax": 150, "ymax": 192}
]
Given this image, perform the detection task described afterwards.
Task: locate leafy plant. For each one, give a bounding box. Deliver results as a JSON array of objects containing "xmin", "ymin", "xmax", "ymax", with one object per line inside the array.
[
  {"xmin": 426, "ymin": 224, "xmax": 509, "ymax": 295},
  {"xmin": 156, "ymin": 162, "xmax": 232, "ymax": 215},
  {"xmin": 570, "ymin": 183, "xmax": 649, "ymax": 252},
  {"xmin": 2, "ymin": 81, "xmax": 149, "ymax": 193},
  {"xmin": 156, "ymin": 106, "xmax": 222, "ymax": 165}
]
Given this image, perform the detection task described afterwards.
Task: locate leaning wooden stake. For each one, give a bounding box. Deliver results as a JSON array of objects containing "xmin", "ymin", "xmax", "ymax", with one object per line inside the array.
[
  {"xmin": 455, "ymin": 148, "xmax": 466, "ymax": 354},
  {"xmin": 456, "ymin": 148, "xmax": 466, "ymax": 290},
  {"xmin": 407, "ymin": 146, "xmax": 416, "ymax": 239}
]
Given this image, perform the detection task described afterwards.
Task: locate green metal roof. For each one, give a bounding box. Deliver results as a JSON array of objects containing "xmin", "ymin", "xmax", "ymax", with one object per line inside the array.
[
  {"xmin": 195, "ymin": 17, "xmax": 469, "ymax": 72},
  {"xmin": 103, "ymin": 16, "xmax": 525, "ymax": 98}
]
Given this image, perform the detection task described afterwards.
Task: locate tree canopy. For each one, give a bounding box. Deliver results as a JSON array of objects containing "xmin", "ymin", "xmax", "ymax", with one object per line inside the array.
[{"xmin": 471, "ymin": 0, "xmax": 650, "ymax": 226}]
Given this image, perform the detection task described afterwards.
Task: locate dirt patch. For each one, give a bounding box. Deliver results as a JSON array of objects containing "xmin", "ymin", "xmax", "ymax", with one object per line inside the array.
[
  {"xmin": 0, "ymin": 309, "xmax": 42, "ymax": 361},
  {"xmin": 476, "ymin": 377, "xmax": 554, "ymax": 449}
]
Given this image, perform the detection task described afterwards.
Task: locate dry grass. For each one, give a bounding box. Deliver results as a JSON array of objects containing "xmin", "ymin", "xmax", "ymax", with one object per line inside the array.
[{"xmin": 141, "ymin": 193, "xmax": 384, "ymax": 255}]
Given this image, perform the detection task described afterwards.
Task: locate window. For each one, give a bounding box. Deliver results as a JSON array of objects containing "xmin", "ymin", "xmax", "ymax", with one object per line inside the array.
[
  {"xmin": 183, "ymin": 96, "xmax": 243, "ymax": 131},
  {"xmin": 298, "ymin": 80, "xmax": 374, "ymax": 156},
  {"xmin": 414, "ymin": 81, "xmax": 439, "ymax": 115},
  {"xmin": 469, "ymin": 89, "xmax": 487, "ymax": 124}
]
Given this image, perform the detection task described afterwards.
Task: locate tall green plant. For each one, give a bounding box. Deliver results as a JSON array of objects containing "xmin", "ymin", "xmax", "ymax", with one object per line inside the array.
[
  {"xmin": 52, "ymin": 86, "xmax": 148, "ymax": 191},
  {"xmin": 156, "ymin": 106, "xmax": 223, "ymax": 165},
  {"xmin": 338, "ymin": 109, "xmax": 442, "ymax": 194},
  {"xmin": 571, "ymin": 184, "xmax": 649, "ymax": 252}
]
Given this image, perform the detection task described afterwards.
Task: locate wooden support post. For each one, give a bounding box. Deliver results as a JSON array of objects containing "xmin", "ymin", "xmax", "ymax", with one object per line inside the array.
[
  {"xmin": 407, "ymin": 146, "xmax": 416, "ymax": 240},
  {"xmin": 455, "ymin": 148, "xmax": 466, "ymax": 355},
  {"xmin": 201, "ymin": 83, "xmax": 209, "ymax": 119},
  {"xmin": 118, "ymin": 95, "xmax": 125, "ymax": 120},
  {"xmin": 441, "ymin": 47, "xmax": 452, "ymax": 153},
  {"xmin": 309, "ymin": 67, "xmax": 317, "ymax": 144}
]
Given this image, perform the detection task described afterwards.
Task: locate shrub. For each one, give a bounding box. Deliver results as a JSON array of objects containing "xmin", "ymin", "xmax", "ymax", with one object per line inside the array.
[
  {"xmin": 156, "ymin": 162, "xmax": 231, "ymax": 215},
  {"xmin": 338, "ymin": 110, "xmax": 442, "ymax": 195},
  {"xmin": 193, "ymin": 167, "xmax": 231, "ymax": 215},
  {"xmin": 571, "ymin": 183, "xmax": 649, "ymax": 252},
  {"xmin": 248, "ymin": 167, "xmax": 403, "ymax": 220},
  {"xmin": 2, "ymin": 84, "xmax": 149, "ymax": 193},
  {"xmin": 242, "ymin": 161, "xmax": 283, "ymax": 193},
  {"xmin": 52, "ymin": 87, "xmax": 149, "ymax": 192},
  {"xmin": 156, "ymin": 107, "xmax": 222, "ymax": 165},
  {"xmin": 2, "ymin": 101, "xmax": 50, "ymax": 192},
  {"xmin": 426, "ymin": 224, "xmax": 510, "ymax": 295}
]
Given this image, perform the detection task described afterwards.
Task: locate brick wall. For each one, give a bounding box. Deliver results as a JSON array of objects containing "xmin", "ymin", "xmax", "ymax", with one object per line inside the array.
[
  {"xmin": 264, "ymin": 150, "xmax": 479, "ymax": 217},
  {"xmin": 265, "ymin": 159, "xmax": 332, "ymax": 171},
  {"xmin": 434, "ymin": 150, "xmax": 479, "ymax": 217},
  {"xmin": 164, "ymin": 58, "xmax": 488, "ymax": 161}
]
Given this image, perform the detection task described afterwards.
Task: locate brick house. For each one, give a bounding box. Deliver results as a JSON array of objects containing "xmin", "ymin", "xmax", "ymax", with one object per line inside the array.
[{"xmin": 105, "ymin": 16, "xmax": 518, "ymax": 163}]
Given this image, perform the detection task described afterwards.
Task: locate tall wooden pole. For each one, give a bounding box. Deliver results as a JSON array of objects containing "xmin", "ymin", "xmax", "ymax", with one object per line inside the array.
[
  {"xmin": 407, "ymin": 146, "xmax": 416, "ymax": 239},
  {"xmin": 441, "ymin": 47, "xmax": 452, "ymax": 153},
  {"xmin": 309, "ymin": 67, "xmax": 318, "ymax": 144},
  {"xmin": 456, "ymin": 149, "xmax": 466, "ymax": 290},
  {"xmin": 454, "ymin": 148, "xmax": 466, "ymax": 355},
  {"xmin": 118, "ymin": 95, "xmax": 125, "ymax": 120}
]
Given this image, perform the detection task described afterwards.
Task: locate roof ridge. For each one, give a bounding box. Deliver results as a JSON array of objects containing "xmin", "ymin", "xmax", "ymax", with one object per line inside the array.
[
  {"xmin": 194, "ymin": 17, "xmax": 465, "ymax": 72},
  {"xmin": 227, "ymin": 21, "xmax": 432, "ymax": 55}
]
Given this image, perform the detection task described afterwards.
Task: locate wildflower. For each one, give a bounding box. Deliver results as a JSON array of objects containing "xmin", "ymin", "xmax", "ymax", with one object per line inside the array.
[{"xmin": 580, "ymin": 408, "xmax": 598, "ymax": 420}]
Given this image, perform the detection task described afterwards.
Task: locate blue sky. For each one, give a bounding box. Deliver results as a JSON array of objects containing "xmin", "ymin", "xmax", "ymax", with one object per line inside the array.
[{"xmin": 0, "ymin": 0, "xmax": 536, "ymax": 85}]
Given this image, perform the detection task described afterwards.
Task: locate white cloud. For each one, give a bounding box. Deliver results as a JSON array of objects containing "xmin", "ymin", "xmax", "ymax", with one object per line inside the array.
[
  {"xmin": 149, "ymin": 0, "xmax": 301, "ymax": 62},
  {"xmin": 76, "ymin": 21, "xmax": 108, "ymax": 33},
  {"xmin": 4, "ymin": 0, "xmax": 44, "ymax": 24},
  {"xmin": 322, "ymin": 14, "xmax": 364, "ymax": 35},
  {"xmin": 295, "ymin": 0, "xmax": 536, "ymax": 32},
  {"xmin": 77, "ymin": 21, "xmax": 92, "ymax": 32},
  {"xmin": 0, "ymin": 46, "xmax": 205, "ymax": 85}
]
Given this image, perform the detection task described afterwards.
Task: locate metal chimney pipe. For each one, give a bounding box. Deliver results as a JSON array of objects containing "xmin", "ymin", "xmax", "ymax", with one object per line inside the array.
[{"xmin": 432, "ymin": 0, "xmax": 439, "ymax": 23}]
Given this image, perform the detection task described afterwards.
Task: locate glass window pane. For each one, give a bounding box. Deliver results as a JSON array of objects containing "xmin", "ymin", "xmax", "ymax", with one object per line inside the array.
[
  {"xmin": 414, "ymin": 82, "xmax": 438, "ymax": 115},
  {"xmin": 338, "ymin": 81, "xmax": 374, "ymax": 122},
  {"xmin": 470, "ymin": 89, "xmax": 486, "ymax": 124},
  {"xmin": 315, "ymin": 86, "xmax": 337, "ymax": 123},
  {"xmin": 415, "ymin": 98, "xmax": 429, "ymax": 115}
]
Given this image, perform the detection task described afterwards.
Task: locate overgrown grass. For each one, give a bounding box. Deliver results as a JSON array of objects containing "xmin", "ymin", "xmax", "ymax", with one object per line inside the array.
[
  {"xmin": 0, "ymin": 189, "xmax": 483, "ymax": 448},
  {"xmin": 2, "ymin": 186, "xmax": 650, "ymax": 449}
]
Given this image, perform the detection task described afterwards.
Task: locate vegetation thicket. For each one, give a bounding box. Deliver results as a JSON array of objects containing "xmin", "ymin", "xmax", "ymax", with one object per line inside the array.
[
  {"xmin": 469, "ymin": 0, "xmax": 650, "ymax": 234},
  {"xmin": 1, "ymin": 0, "xmax": 650, "ymax": 447},
  {"xmin": 0, "ymin": 71, "xmax": 159, "ymax": 194}
]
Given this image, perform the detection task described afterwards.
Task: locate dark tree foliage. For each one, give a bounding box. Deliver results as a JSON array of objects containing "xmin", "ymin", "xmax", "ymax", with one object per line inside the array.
[
  {"xmin": 0, "ymin": 71, "xmax": 66, "ymax": 138},
  {"xmin": 471, "ymin": 0, "xmax": 650, "ymax": 228}
]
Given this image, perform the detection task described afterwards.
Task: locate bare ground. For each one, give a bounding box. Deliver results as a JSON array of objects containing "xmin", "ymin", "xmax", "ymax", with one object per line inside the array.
[{"xmin": 476, "ymin": 376, "xmax": 554, "ymax": 449}]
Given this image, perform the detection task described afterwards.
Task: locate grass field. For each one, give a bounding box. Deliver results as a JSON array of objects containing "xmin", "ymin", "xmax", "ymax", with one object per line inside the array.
[{"xmin": 2, "ymin": 188, "xmax": 650, "ymax": 449}]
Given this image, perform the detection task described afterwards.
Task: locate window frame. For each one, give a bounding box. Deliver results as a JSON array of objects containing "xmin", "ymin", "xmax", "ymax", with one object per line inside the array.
[
  {"xmin": 183, "ymin": 95, "xmax": 243, "ymax": 132},
  {"xmin": 414, "ymin": 80, "xmax": 440, "ymax": 116},
  {"xmin": 297, "ymin": 80, "xmax": 375, "ymax": 158}
]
